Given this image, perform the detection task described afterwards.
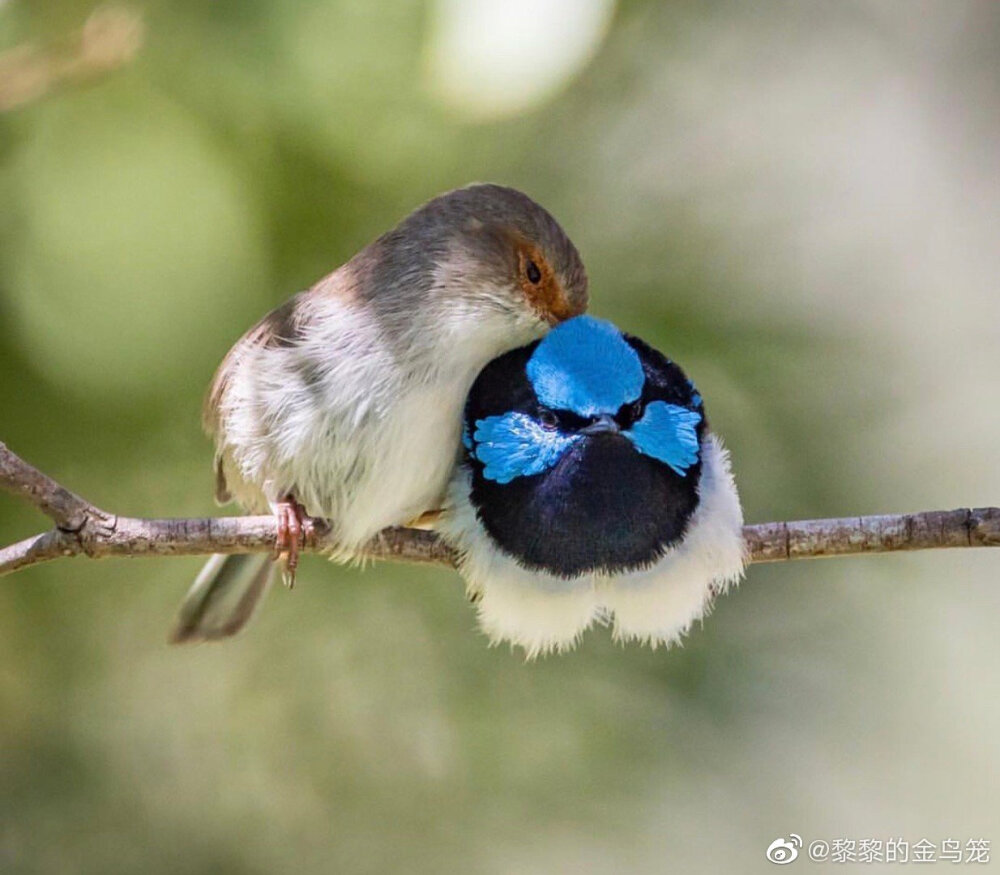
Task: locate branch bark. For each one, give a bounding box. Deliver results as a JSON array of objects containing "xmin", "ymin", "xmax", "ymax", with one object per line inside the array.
[{"xmin": 2, "ymin": 442, "xmax": 998, "ymax": 578}]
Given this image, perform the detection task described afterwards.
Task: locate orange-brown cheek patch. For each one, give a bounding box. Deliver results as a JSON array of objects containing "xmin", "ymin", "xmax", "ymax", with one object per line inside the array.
[{"xmin": 518, "ymin": 244, "xmax": 577, "ymax": 324}]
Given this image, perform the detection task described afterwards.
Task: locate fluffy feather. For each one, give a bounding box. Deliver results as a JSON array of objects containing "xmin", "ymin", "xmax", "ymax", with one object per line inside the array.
[
  {"xmin": 439, "ymin": 434, "xmax": 744, "ymax": 657},
  {"xmin": 600, "ymin": 434, "xmax": 746, "ymax": 647}
]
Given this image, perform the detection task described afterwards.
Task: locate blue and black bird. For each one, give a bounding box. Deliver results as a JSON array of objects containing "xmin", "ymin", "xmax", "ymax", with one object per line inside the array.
[{"xmin": 438, "ymin": 315, "xmax": 745, "ymax": 656}]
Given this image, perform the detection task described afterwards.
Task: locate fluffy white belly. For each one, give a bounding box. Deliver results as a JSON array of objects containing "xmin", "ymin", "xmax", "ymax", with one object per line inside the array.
[
  {"xmin": 234, "ymin": 371, "xmax": 465, "ymax": 551},
  {"xmin": 326, "ymin": 382, "xmax": 464, "ymax": 547},
  {"xmin": 438, "ymin": 433, "xmax": 746, "ymax": 657}
]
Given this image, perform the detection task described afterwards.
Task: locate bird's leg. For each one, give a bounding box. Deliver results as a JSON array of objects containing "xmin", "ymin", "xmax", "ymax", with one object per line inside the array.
[{"xmin": 271, "ymin": 495, "xmax": 316, "ymax": 588}]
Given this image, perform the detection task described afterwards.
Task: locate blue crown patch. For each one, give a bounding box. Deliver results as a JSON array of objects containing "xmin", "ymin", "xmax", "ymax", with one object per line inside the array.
[{"xmin": 526, "ymin": 316, "xmax": 644, "ymax": 417}]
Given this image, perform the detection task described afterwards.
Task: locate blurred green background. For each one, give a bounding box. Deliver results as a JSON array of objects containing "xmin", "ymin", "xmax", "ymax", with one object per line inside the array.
[{"xmin": 2, "ymin": 1, "xmax": 999, "ymax": 872}]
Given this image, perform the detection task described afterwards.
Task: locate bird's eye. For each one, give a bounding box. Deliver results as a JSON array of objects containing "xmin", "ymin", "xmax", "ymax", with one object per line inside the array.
[
  {"xmin": 525, "ymin": 259, "xmax": 542, "ymax": 285},
  {"xmin": 626, "ymin": 400, "xmax": 644, "ymax": 424},
  {"xmin": 538, "ymin": 409, "xmax": 558, "ymax": 430}
]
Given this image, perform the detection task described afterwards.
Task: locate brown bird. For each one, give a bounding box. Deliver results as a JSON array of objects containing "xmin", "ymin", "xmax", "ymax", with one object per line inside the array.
[{"xmin": 171, "ymin": 183, "xmax": 588, "ymax": 643}]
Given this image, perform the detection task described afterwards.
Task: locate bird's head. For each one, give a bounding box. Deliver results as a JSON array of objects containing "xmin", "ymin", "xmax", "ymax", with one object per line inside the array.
[
  {"xmin": 353, "ymin": 184, "xmax": 588, "ymax": 351},
  {"xmin": 462, "ymin": 315, "xmax": 706, "ymax": 577}
]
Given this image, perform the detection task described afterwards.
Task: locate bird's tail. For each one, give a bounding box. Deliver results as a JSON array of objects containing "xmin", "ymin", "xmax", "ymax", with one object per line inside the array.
[{"xmin": 170, "ymin": 553, "xmax": 273, "ymax": 644}]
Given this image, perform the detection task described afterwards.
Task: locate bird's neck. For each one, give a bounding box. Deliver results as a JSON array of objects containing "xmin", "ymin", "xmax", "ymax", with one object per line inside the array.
[{"xmin": 414, "ymin": 307, "xmax": 546, "ymax": 389}]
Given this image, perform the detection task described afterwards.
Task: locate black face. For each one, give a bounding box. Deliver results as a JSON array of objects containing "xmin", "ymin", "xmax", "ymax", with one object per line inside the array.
[{"xmin": 463, "ymin": 335, "xmax": 705, "ymax": 578}]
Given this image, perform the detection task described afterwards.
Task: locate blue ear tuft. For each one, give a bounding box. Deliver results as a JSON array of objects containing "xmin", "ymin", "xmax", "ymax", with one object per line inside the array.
[
  {"xmin": 526, "ymin": 316, "xmax": 644, "ymax": 416},
  {"xmin": 626, "ymin": 402, "xmax": 702, "ymax": 476},
  {"xmin": 473, "ymin": 413, "xmax": 581, "ymax": 484}
]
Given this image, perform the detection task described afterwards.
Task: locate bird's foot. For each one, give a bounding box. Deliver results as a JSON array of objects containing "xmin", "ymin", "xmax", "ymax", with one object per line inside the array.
[{"xmin": 272, "ymin": 495, "xmax": 319, "ymax": 587}]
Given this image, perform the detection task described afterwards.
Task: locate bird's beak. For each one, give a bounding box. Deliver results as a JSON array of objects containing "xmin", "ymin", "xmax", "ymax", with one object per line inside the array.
[{"xmin": 581, "ymin": 414, "xmax": 620, "ymax": 436}]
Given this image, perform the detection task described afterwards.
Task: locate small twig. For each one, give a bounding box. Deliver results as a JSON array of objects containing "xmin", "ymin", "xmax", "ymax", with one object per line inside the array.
[
  {"xmin": 0, "ymin": 443, "xmax": 94, "ymax": 530},
  {"xmin": 0, "ymin": 5, "xmax": 144, "ymax": 113},
  {"xmin": 1, "ymin": 442, "xmax": 998, "ymax": 578}
]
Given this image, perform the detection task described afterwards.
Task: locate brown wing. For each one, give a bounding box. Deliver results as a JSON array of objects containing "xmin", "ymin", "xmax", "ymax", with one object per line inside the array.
[
  {"xmin": 202, "ymin": 264, "xmax": 362, "ymax": 505},
  {"xmin": 201, "ymin": 259, "xmax": 364, "ymax": 441},
  {"xmin": 202, "ymin": 294, "xmax": 305, "ymax": 437},
  {"xmin": 203, "ymin": 294, "xmax": 308, "ymax": 504}
]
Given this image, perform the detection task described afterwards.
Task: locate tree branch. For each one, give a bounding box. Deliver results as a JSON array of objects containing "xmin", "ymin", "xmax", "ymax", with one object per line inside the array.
[
  {"xmin": 0, "ymin": 6, "xmax": 143, "ymax": 113},
  {"xmin": 2, "ymin": 442, "xmax": 998, "ymax": 578}
]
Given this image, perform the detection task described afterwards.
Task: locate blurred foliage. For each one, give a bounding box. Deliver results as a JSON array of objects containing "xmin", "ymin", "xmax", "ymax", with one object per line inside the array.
[{"xmin": 2, "ymin": 1, "xmax": 1000, "ymax": 873}]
